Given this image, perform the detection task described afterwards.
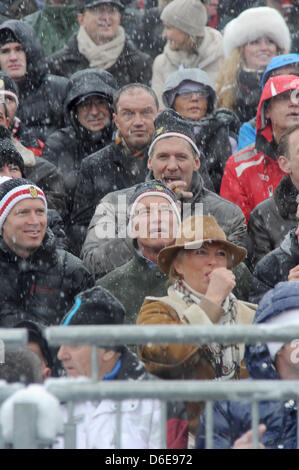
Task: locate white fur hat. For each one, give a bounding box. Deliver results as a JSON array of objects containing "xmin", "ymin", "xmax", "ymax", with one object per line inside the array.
[{"xmin": 223, "ymin": 7, "xmax": 291, "ymax": 57}]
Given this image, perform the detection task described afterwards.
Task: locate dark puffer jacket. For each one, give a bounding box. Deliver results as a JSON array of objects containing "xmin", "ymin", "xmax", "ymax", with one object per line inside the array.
[
  {"xmin": 248, "ymin": 175, "xmax": 299, "ymax": 269},
  {"xmin": 46, "ymin": 33, "xmax": 153, "ymax": 87},
  {"xmin": 0, "ymin": 229, "xmax": 93, "ymax": 327},
  {"xmin": 196, "ymin": 281, "xmax": 299, "ymax": 449},
  {"xmin": 42, "ymin": 68, "xmax": 117, "ymax": 220},
  {"xmin": 249, "ymin": 228, "xmax": 299, "ymax": 304},
  {"xmin": 0, "ymin": 20, "xmax": 68, "ymax": 141}
]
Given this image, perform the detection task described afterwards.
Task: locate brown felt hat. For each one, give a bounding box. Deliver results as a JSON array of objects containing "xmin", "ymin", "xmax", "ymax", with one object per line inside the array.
[{"xmin": 158, "ymin": 215, "xmax": 247, "ymax": 275}]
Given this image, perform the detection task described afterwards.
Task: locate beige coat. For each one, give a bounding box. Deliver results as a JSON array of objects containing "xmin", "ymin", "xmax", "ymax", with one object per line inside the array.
[
  {"xmin": 151, "ymin": 26, "xmax": 225, "ymax": 108},
  {"xmin": 137, "ymin": 286, "xmax": 257, "ymax": 433}
]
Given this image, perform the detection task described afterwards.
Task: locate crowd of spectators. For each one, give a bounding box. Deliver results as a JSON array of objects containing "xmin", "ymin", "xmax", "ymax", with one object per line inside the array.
[{"xmin": 1, "ymin": 0, "xmax": 299, "ymax": 450}]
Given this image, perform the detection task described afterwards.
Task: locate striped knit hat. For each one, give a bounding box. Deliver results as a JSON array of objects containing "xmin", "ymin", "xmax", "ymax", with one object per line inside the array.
[{"xmin": 0, "ymin": 177, "xmax": 47, "ymax": 232}]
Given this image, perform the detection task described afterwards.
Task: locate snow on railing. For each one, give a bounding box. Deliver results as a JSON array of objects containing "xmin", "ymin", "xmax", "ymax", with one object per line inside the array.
[{"xmin": 1, "ymin": 324, "xmax": 299, "ymax": 449}]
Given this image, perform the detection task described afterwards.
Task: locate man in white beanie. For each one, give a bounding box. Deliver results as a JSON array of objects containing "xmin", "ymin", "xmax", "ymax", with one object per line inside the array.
[
  {"xmin": 96, "ymin": 179, "xmax": 181, "ymax": 324},
  {"xmin": 151, "ymin": 0, "xmax": 225, "ymax": 108}
]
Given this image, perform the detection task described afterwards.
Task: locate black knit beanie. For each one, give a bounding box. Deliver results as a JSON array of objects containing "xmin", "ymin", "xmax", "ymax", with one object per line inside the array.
[
  {"xmin": 61, "ymin": 286, "xmax": 125, "ymax": 327},
  {"xmin": 148, "ymin": 109, "xmax": 200, "ymax": 157}
]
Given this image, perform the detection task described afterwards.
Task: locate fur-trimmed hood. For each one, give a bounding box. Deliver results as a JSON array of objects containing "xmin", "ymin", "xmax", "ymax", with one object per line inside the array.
[{"xmin": 223, "ymin": 6, "xmax": 291, "ymax": 57}]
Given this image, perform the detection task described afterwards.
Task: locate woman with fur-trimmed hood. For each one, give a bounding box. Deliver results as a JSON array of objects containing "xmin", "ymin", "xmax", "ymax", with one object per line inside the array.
[{"xmin": 216, "ymin": 6, "xmax": 291, "ymax": 124}]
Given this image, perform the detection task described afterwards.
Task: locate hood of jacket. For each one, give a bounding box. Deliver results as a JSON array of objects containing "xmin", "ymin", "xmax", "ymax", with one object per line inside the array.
[
  {"xmin": 0, "ymin": 20, "xmax": 47, "ymax": 95},
  {"xmin": 244, "ymin": 278, "xmax": 299, "ymax": 380},
  {"xmin": 65, "ymin": 68, "xmax": 117, "ymax": 144},
  {"xmin": 162, "ymin": 67, "xmax": 217, "ymax": 115},
  {"xmin": 254, "ymin": 75, "xmax": 299, "ymax": 158}
]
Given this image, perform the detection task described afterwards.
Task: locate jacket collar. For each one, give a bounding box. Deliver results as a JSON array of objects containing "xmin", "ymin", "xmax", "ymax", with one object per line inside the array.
[
  {"xmin": 113, "ymin": 131, "xmax": 149, "ymax": 162},
  {"xmin": 132, "ymin": 239, "xmax": 168, "ymax": 276},
  {"xmin": 0, "ymin": 228, "xmax": 57, "ymax": 265}
]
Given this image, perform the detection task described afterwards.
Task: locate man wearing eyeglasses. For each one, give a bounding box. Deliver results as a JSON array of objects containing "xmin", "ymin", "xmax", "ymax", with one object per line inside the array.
[
  {"xmin": 68, "ymin": 83, "xmax": 159, "ymax": 256},
  {"xmin": 42, "ymin": 68, "xmax": 117, "ymax": 228},
  {"xmin": 46, "ymin": 0, "xmax": 152, "ymax": 87}
]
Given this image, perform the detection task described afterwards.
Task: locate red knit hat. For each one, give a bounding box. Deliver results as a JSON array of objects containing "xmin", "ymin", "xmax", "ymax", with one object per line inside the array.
[{"xmin": 0, "ymin": 177, "xmax": 47, "ymax": 232}]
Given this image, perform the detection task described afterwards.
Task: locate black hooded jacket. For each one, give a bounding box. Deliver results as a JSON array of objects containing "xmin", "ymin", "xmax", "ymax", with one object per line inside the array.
[
  {"xmin": 0, "ymin": 20, "xmax": 68, "ymax": 141},
  {"xmin": 42, "ymin": 68, "xmax": 117, "ymax": 220},
  {"xmin": 0, "ymin": 228, "xmax": 93, "ymax": 327},
  {"xmin": 192, "ymin": 108, "xmax": 240, "ymax": 193}
]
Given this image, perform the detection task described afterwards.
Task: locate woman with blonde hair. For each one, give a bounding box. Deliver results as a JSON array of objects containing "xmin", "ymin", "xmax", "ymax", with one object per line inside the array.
[
  {"xmin": 151, "ymin": 0, "xmax": 225, "ymax": 108},
  {"xmin": 216, "ymin": 6, "xmax": 291, "ymax": 123},
  {"xmin": 137, "ymin": 215, "xmax": 257, "ymax": 442}
]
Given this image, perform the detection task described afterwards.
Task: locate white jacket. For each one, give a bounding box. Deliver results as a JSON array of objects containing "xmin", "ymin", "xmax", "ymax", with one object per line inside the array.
[{"xmin": 54, "ymin": 397, "xmax": 163, "ymax": 449}]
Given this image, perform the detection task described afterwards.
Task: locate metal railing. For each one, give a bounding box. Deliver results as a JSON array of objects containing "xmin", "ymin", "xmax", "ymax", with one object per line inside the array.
[{"xmin": 1, "ymin": 324, "xmax": 299, "ymax": 449}]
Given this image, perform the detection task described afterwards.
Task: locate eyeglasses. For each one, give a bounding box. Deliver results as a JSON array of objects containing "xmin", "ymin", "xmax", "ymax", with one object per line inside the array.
[
  {"xmin": 77, "ymin": 96, "xmax": 108, "ymax": 111},
  {"xmin": 175, "ymin": 90, "xmax": 209, "ymax": 100},
  {"xmin": 88, "ymin": 5, "xmax": 120, "ymax": 16}
]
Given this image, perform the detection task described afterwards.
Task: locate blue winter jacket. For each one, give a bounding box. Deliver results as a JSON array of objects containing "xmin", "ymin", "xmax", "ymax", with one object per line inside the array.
[{"xmin": 195, "ymin": 282, "xmax": 299, "ymax": 449}]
